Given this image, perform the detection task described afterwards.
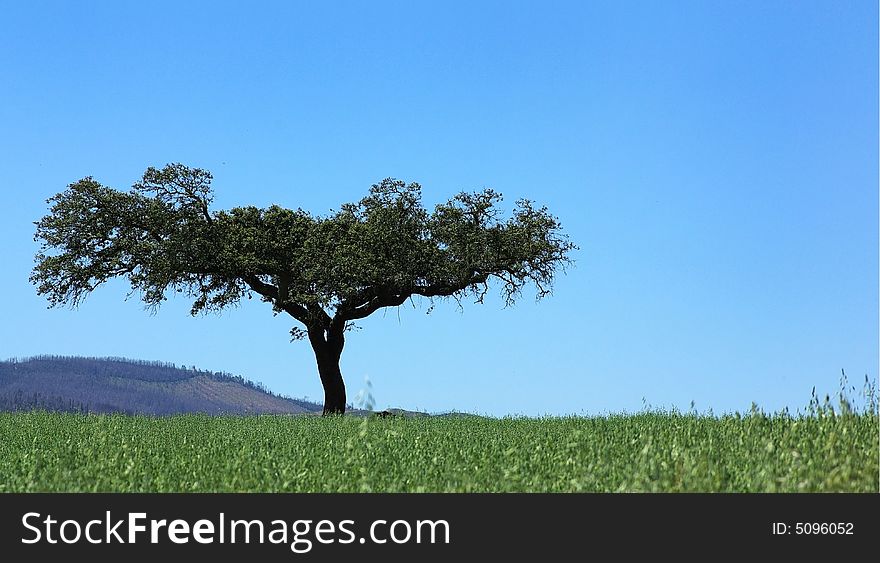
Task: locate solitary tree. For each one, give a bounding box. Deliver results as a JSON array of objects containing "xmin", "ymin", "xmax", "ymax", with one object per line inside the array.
[{"xmin": 31, "ymin": 164, "xmax": 576, "ymax": 414}]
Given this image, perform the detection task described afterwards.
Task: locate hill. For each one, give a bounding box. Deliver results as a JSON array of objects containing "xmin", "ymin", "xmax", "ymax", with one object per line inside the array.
[{"xmin": 0, "ymin": 356, "xmax": 322, "ymax": 415}]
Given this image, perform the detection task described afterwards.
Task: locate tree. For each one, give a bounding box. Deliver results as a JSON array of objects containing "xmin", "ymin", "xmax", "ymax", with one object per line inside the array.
[{"xmin": 31, "ymin": 164, "xmax": 576, "ymax": 414}]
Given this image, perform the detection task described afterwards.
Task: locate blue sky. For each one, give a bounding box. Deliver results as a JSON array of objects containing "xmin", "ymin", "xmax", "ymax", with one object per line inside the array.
[{"xmin": 1, "ymin": 1, "xmax": 876, "ymax": 416}]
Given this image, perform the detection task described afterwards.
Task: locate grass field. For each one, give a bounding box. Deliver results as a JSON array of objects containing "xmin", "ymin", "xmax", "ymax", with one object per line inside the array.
[{"xmin": 1, "ymin": 408, "xmax": 876, "ymax": 492}]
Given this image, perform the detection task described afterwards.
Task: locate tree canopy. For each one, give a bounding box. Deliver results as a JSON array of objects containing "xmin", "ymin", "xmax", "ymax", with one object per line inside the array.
[{"xmin": 32, "ymin": 164, "xmax": 576, "ymax": 413}]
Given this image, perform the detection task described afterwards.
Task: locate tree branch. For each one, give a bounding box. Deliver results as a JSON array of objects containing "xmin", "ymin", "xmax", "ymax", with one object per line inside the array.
[
  {"xmin": 242, "ymin": 274, "xmax": 278, "ymax": 300},
  {"xmin": 307, "ymin": 303, "xmax": 333, "ymax": 329},
  {"xmin": 409, "ymin": 273, "xmax": 489, "ymax": 299},
  {"xmin": 243, "ymin": 274, "xmax": 311, "ymax": 325},
  {"xmin": 341, "ymin": 292, "xmax": 409, "ymax": 321},
  {"xmin": 336, "ymin": 272, "xmax": 490, "ymax": 322}
]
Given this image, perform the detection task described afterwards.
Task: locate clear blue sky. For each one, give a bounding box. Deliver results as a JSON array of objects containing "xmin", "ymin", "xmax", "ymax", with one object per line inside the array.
[{"xmin": 1, "ymin": 1, "xmax": 876, "ymax": 416}]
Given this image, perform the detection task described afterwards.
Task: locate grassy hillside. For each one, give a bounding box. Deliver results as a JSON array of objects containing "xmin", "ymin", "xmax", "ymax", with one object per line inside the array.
[
  {"xmin": 0, "ymin": 356, "xmax": 321, "ymax": 415},
  {"xmin": 1, "ymin": 410, "xmax": 876, "ymax": 492}
]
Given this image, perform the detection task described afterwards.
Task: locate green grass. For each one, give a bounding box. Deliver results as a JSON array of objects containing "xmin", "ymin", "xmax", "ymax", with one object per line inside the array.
[{"xmin": 0, "ymin": 409, "xmax": 876, "ymax": 492}]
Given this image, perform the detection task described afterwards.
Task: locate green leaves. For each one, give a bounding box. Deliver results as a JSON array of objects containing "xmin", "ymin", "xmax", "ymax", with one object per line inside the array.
[
  {"xmin": 33, "ymin": 164, "xmax": 577, "ymax": 330},
  {"xmin": 133, "ymin": 163, "xmax": 214, "ymax": 220},
  {"xmin": 31, "ymin": 178, "xmax": 162, "ymax": 308}
]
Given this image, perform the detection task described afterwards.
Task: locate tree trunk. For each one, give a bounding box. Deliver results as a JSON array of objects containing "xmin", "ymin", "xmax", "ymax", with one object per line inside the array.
[
  {"xmin": 316, "ymin": 355, "xmax": 346, "ymax": 415},
  {"xmin": 308, "ymin": 325, "xmax": 346, "ymax": 415}
]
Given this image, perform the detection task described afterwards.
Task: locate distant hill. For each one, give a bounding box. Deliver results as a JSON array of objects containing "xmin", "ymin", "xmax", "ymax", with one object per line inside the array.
[{"xmin": 0, "ymin": 356, "xmax": 322, "ymax": 415}]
